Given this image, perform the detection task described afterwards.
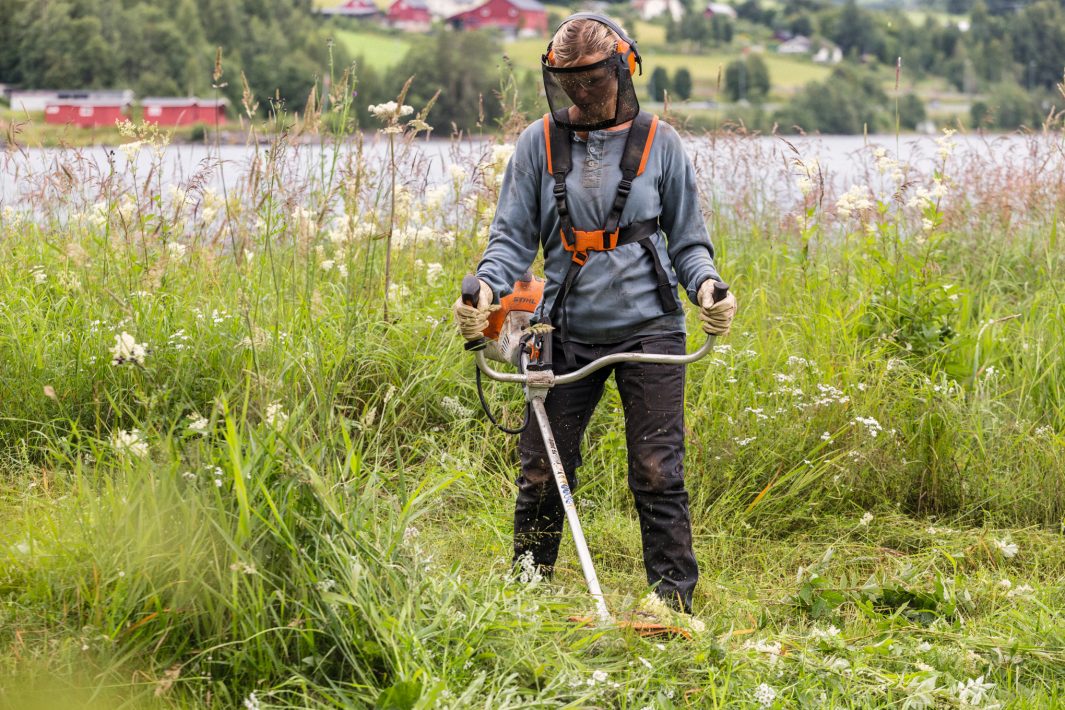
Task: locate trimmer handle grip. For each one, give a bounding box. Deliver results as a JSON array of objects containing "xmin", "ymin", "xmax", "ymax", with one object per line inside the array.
[
  {"xmin": 460, "ymin": 273, "xmax": 488, "ymax": 352},
  {"xmin": 461, "ymin": 274, "xmax": 482, "ymax": 307},
  {"xmin": 711, "ymin": 280, "xmax": 729, "ymax": 304}
]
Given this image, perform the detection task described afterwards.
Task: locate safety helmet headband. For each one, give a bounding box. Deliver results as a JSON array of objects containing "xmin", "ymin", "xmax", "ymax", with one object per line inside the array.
[{"xmin": 542, "ymin": 13, "xmax": 642, "ymax": 77}]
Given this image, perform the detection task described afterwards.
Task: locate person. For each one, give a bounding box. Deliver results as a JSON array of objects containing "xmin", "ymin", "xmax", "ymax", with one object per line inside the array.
[{"xmin": 452, "ymin": 13, "xmax": 737, "ymax": 616}]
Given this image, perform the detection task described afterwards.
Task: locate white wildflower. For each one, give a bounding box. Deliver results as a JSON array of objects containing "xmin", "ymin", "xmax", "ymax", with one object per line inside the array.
[
  {"xmin": 200, "ymin": 188, "xmax": 224, "ymax": 223},
  {"xmin": 111, "ymin": 428, "xmax": 149, "ymax": 458},
  {"xmin": 917, "ymin": 641, "xmax": 933, "ymax": 652},
  {"xmin": 264, "ymin": 402, "xmax": 288, "ymax": 429},
  {"xmin": 820, "ymin": 431, "xmax": 831, "ymax": 441},
  {"xmin": 243, "ymin": 691, "xmax": 261, "ymax": 710},
  {"xmin": 827, "ymin": 656, "xmax": 851, "ymax": 673},
  {"xmin": 61, "ymin": 269, "xmax": 89, "ymax": 293},
  {"xmin": 167, "ymin": 242, "xmax": 187, "ymax": 259},
  {"xmin": 425, "ymin": 262, "xmax": 444, "ymax": 285},
  {"xmin": 753, "ymin": 683, "xmax": 776, "ymax": 707},
  {"xmin": 903, "ymin": 673, "xmax": 938, "ymax": 709},
  {"xmin": 516, "ymin": 550, "xmax": 542, "ymax": 585},
  {"xmin": 424, "ymin": 185, "xmax": 449, "ymax": 211},
  {"xmin": 993, "ymin": 538, "xmax": 1018, "ymax": 558},
  {"xmin": 120, "ymin": 140, "xmax": 146, "ymax": 161},
  {"xmin": 442, "ymin": 395, "xmax": 473, "ymax": 419},
  {"xmin": 935, "ymin": 128, "xmax": 957, "ymax": 161},
  {"xmin": 168, "ymin": 184, "xmax": 188, "ymax": 207},
  {"xmin": 907, "ymin": 186, "xmax": 933, "ymax": 210},
  {"xmin": 186, "ymin": 413, "xmax": 210, "ymax": 436},
  {"xmin": 746, "ymin": 639, "xmax": 783, "ymax": 661},
  {"xmin": 854, "ymin": 415, "xmax": 883, "ymax": 437},
  {"xmin": 388, "ymin": 282, "xmax": 411, "ymax": 300},
  {"xmin": 1006, "ymin": 584, "xmax": 1034, "ymax": 600},
  {"xmin": 955, "ymin": 676, "xmax": 994, "ymax": 706},
  {"xmin": 110, "ymin": 332, "xmax": 147, "ymax": 365},
  {"xmin": 859, "ymin": 511, "xmax": 874, "ymax": 526},
  {"xmin": 368, "ymin": 101, "xmax": 414, "ymax": 121},
  {"xmin": 591, "ymin": 669, "xmax": 608, "ymax": 684},
  {"xmin": 30, "ymin": 265, "xmax": 47, "ymax": 284},
  {"xmin": 811, "ymin": 625, "xmax": 840, "ymax": 642},
  {"xmin": 836, "ymin": 184, "xmax": 873, "ymax": 219}
]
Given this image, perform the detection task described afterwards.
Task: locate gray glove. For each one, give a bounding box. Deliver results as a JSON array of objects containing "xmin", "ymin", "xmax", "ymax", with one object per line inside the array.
[{"xmin": 451, "ymin": 278, "xmax": 496, "ymax": 341}]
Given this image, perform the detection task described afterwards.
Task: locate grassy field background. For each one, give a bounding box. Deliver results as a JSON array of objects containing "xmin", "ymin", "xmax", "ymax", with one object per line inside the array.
[{"xmin": 1, "ymin": 102, "xmax": 1063, "ymax": 708}]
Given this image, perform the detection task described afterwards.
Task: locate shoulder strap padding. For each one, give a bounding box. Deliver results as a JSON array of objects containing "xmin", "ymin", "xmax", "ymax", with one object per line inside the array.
[
  {"xmin": 604, "ymin": 112, "xmax": 658, "ymax": 237},
  {"xmin": 544, "ymin": 111, "xmax": 572, "ymax": 176},
  {"xmin": 620, "ymin": 111, "xmax": 658, "ymax": 178}
]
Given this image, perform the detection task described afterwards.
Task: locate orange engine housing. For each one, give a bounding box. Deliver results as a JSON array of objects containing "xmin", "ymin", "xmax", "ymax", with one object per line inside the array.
[{"xmin": 484, "ymin": 273, "xmax": 544, "ymax": 341}]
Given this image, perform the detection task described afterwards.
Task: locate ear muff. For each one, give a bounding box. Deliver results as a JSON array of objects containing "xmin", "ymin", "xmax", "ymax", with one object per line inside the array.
[{"xmin": 616, "ymin": 40, "xmax": 637, "ymax": 76}]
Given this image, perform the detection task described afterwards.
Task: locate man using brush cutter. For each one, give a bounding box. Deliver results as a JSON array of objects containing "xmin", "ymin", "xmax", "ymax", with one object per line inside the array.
[{"xmin": 452, "ymin": 14, "xmax": 736, "ymax": 623}]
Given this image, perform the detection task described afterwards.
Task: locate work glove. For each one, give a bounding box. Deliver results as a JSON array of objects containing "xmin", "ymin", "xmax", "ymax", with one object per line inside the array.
[
  {"xmin": 697, "ymin": 280, "xmax": 737, "ymax": 336},
  {"xmin": 451, "ymin": 278, "xmax": 496, "ymax": 341}
]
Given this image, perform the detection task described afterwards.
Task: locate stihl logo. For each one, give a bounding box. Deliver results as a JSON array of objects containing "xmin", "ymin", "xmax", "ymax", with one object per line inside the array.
[{"xmin": 512, "ymin": 297, "xmax": 539, "ymax": 306}]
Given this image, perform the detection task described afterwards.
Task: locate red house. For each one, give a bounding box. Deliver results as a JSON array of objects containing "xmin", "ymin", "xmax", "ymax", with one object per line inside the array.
[
  {"xmin": 44, "ymin": 99, "xmax": 129, "ymax": 128},
  {"xmin": 448, "ymin": 0, "xmax": 547, "ymax": 36},
  {"xmin": 320, "ymin": 0, "xmax": 380, "ymax": 17},
  {"xmin": 388, "ymin": 0, "xmax": 432, "ymax": 31},
  {"xmin": 142, "ymin": 98, "xmax": 227, "ymax": 126}
]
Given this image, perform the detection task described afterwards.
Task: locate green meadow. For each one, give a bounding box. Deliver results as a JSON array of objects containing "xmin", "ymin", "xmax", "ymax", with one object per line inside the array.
[{"xmin": 0, "ymin": 89, "xmax": 1063, "ymax": 708}]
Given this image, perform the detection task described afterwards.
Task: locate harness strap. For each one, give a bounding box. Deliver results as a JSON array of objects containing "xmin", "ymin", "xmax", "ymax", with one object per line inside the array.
[
  {"xmin": 541, "ymin": 111, "xmax": 676, "ymax": 356},
  {"xmin": 547, "ymin": 110, "xmax": 578, "ymax": 258},
  {"xmin": 603, "ymin": 113, "xmax": 657, "ymax": 239}
]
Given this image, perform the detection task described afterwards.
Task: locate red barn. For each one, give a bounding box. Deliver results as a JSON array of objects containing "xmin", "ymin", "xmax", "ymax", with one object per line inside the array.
[
  {"xmin": 320, "ymin": 0, "xmax": 380, "ymax": 17},
  {"xmin": 448, "ymin": 0, "xmax": 547, "ymax": 36},
  {"xmin": 142, "ymin": 98, "xmax": 227, "ymax": 126},
  {"xmin": 194, "ymin": 98, "xmax": 227, "ymax": 124},
  {"xmin": 388, "ymin": 0, "xmax": 432, "ymax": 31},
  {"xmin": 44, "ymin": 99, "xmax": 129, "ymax": 128}
]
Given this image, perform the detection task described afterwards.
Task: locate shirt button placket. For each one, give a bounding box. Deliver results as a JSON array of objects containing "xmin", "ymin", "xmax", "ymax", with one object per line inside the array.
[{"xmin": 583, "ymin": 135, "xmax": 602, "ymax": 188}]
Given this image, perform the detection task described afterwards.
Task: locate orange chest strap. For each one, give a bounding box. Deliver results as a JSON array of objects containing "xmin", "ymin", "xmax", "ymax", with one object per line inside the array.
[{"xmin": 543, "ymin": 110, "xmax": 659, "ymax": 264}]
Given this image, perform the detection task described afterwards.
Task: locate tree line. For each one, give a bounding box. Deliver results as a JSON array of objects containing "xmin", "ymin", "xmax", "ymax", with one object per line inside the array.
[{"xmin": 0, "ymin": 0, "xmax": 345, "ymax": 114}]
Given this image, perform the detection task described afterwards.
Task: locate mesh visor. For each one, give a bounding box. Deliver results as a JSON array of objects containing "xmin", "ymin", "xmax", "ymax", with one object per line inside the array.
[{"xmin": 542, "ymin": 53, "xmax": 640, "ymax": 131}]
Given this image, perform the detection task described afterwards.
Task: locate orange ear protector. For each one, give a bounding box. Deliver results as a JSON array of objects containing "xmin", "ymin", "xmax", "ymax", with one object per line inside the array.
[{"xmin": 543, "ymin": 13, "xmax": 642, "ymax": 77}]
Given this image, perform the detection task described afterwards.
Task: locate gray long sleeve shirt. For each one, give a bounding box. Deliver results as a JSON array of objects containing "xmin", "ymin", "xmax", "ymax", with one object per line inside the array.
[{"xmin": 476, "ymin": 117, "xmax": 721, "ymax": 344}]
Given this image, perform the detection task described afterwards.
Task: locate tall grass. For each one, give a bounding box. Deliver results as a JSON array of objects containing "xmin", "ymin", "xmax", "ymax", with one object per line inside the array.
[{"xmin": 1, "ymin": 76, "xmax": 1064, "ymax": 707}]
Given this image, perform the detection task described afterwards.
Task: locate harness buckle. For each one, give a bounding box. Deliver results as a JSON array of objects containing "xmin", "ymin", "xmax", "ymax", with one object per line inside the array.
[{"xmin": 572, "ymin": 250, "xmax": 588, "ymax": 266}]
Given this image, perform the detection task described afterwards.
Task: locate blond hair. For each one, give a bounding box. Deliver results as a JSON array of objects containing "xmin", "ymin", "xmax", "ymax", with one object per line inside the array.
[{"xmin": 549, "ymin": 18, "xmax": 623, "ymax": 67}]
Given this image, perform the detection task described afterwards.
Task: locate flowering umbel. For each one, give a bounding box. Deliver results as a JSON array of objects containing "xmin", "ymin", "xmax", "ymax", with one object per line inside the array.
[
  {"xmin": 366, "ymin": 78, "xmax": 438, "ymax": 137},
  {"xmin": 111, "ymin": 332, "xmax": 147, "ymax": 365}
]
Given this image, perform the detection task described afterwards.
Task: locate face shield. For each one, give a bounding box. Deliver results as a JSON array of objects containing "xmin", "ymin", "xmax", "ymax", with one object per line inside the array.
[{"xmin": 541, "ymin": 52, "xmax": 640, "ymax": 132}]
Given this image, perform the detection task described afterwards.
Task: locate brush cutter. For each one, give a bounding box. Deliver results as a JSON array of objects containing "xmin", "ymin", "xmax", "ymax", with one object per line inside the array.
[{"xmin": 461, "ymin": 273, "xmax": 728, "ymax": 638}]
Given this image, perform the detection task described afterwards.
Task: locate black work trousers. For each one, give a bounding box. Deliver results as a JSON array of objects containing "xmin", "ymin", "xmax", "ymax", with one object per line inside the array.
[{"xmin": 514, "ymin": 332, "xmax": 698, "ymax": 613}]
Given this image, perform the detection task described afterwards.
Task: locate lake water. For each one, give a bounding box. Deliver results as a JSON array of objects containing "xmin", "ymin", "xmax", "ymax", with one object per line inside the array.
[{"xmin": 3, "ymin": 131, "xmax": 1063, "ymax": 211}]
